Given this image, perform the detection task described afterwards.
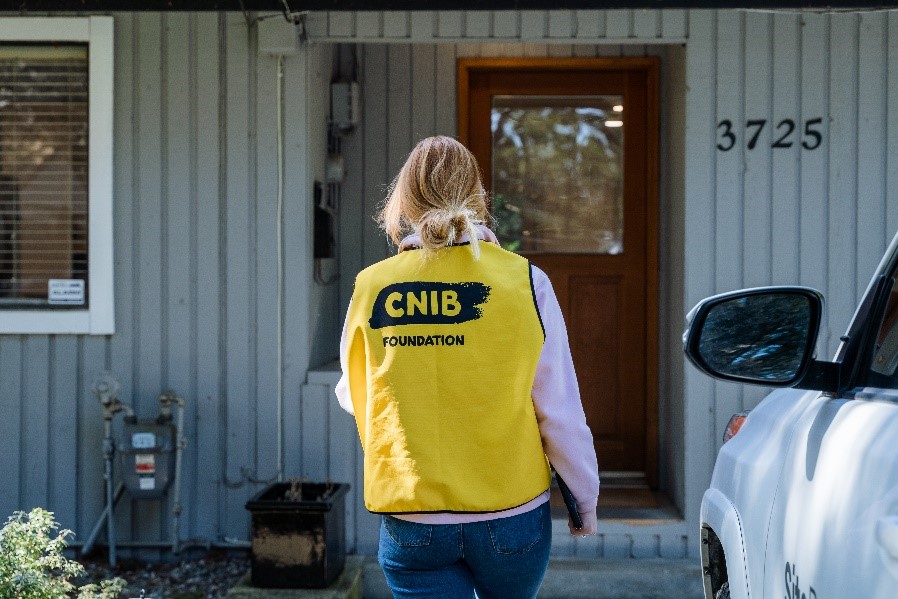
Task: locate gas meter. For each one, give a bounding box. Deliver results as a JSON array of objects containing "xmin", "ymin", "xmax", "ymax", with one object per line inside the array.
[{"xmin": 120, "ymin": 422, "xmax": 176, "ymax": 500}]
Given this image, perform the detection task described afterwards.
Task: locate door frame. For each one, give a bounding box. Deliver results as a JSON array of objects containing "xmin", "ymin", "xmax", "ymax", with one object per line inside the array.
[{"xmin": 457, "ymin": 57, "xmax": 661, "ymax": 487}]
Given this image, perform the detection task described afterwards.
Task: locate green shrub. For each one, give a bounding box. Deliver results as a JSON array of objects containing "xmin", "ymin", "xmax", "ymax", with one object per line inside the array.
[{"xmin": 0, "ymin": 507, "xmax": 126, "ymax": 599}]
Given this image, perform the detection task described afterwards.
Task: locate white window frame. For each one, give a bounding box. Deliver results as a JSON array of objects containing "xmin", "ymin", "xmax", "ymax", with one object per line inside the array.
[{"xmin": 0, "ymin": 17, "xmax": 114, "ymax": 335}]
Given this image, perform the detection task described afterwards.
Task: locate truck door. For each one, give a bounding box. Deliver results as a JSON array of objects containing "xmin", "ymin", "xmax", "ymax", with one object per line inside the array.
[{"xmin": 764, "ymin": 263, "xmax": 898, "ymax": 598}]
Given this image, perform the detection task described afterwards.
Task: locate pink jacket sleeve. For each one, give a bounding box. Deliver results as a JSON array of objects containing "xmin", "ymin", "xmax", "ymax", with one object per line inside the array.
[{"xmin": 530, "ymin": 265, "xmax": 601, "ymax": 513}]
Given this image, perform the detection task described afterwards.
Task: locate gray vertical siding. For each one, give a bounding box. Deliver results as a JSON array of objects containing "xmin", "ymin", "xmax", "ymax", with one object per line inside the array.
[
  {"xmin": 683, "ymin": 9, "xmax": 898, "ymax": 406},
  {"xmin": 0, "ymin": 12, "xmax": 336, "ymax": 549}
]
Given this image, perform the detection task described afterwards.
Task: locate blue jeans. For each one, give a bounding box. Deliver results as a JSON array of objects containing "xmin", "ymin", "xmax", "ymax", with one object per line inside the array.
[{"xmin": 377, "ymin": 502, "xmax": 552, "ymax": 599}]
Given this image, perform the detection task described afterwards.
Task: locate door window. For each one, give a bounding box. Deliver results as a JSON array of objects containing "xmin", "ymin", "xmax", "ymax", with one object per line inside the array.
[
  {"xmin": 868, "ymin": 271, "xmax": 898, "ymax": 387},
  {"xmin": 491, "ymin": 95, "xmax": 624, "ymax": 254}
]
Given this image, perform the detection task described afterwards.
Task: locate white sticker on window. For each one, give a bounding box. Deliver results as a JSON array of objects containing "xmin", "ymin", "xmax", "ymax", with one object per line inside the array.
[
  {"xmin": 48, "ymin": 279, "xmax": 85, "ymax": 305},
  {"xmin": 139, "ymin": 476, "xmax": 156, "ymax": 490}
]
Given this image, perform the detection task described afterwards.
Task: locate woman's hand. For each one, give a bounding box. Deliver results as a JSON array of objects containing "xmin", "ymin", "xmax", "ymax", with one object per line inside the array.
[{"xmin": 568, "ymin": 509, "xmax": 598, "ymax": 537}]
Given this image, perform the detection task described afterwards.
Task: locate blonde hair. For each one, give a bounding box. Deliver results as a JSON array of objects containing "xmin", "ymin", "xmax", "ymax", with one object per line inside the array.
[{"xmin": 379, "ymin": 136, "xmax": 489, "ymax": 259}]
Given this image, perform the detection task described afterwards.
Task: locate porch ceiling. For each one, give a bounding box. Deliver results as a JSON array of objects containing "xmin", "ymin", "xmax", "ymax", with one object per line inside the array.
[{"xmin": 3, "ymin": 0, "xmax": 895, "ymax": 11}]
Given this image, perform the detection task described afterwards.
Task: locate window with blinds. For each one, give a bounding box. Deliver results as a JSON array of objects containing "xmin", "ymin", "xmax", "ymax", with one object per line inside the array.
[{"xmin": 0, "ymin": 44, "xmax": 88, "ymax": 309}]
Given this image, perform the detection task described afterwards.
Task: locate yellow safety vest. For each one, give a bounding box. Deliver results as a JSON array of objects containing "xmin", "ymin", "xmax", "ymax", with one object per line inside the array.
[{"xmin": 344, "ymin": 242, "xmax": 550, "ymax": 514}]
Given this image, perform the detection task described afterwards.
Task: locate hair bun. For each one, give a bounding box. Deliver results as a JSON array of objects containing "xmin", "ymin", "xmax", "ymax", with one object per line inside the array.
[
  {"xmin": 450, "ymin": 211, "xmax": 469, "ymax": 235},
  {"xmin": 379, "ymin": 136, "xmax": 488, "ymax": 258},
  {"xmin": 418, "ymin": 210, "xmax": 453, "ymax": 248}
]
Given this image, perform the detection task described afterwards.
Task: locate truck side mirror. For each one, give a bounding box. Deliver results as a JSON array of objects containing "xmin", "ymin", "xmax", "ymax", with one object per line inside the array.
[{"xmin": 684, "ymin": 287, "xmax": 824, "ymax": 387}]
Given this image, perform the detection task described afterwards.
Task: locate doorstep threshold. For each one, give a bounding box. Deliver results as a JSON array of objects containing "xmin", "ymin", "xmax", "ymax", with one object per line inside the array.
[{"xmin": 551, "ymin": 485, "xmax": 683, "ymax": 524}]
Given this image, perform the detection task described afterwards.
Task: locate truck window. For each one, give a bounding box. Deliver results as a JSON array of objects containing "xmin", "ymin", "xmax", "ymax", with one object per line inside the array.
[{"xmin": 869, "ymin": 272, "xmax": 898, "ymax": 386}]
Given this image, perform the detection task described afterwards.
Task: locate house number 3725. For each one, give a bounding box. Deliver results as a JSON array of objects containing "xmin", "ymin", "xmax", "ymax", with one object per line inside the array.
[{"xmin": 716, "ymin": 118, "xmax": 824, "ymax": 151}]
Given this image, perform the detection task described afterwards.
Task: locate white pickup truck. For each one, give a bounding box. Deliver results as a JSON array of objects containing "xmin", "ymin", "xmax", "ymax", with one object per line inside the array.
[{"xmin": 684, "ymin": 231, "xmax": 898, "ymax": 599}]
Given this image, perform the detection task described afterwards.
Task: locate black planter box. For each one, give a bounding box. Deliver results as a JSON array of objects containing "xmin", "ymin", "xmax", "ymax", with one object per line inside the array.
[{"xmin": 245, "ymin": 481, "xmax": 350, "ymax": 589}]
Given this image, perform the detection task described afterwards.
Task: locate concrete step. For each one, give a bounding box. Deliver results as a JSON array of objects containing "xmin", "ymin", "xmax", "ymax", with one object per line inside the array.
[{"xmin": 362, "ymin": 556, "xmax": 704, "ymax": 599}]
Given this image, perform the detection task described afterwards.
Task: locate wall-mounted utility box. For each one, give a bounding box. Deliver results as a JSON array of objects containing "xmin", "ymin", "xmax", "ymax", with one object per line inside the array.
[
  {"xmin": 119, "ymin": 422, "xmax": 176, "ymax": 500},
  {"xmin": 330, "ymin": 82, "xmax": 359, "ymax": 131},
  {"xmin": 258, "ymin": 18, "xmax": 299, "ymax": 55}
]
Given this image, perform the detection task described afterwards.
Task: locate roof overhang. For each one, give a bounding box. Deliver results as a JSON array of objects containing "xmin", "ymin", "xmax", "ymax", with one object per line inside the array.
[{"xmin": 2, "ymin": 0, "xmax": 896, "ymax": 11}]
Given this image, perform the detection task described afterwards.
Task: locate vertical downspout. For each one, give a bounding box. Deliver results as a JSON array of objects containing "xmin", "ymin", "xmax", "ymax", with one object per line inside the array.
[{"xmin": 276, "ymin": 53, "xmax": 286, "ymax": 482}]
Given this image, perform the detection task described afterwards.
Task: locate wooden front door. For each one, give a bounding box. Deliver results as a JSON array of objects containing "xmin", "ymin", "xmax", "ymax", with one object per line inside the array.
[{"xmin": 459, "ymin": 58, "xmax": 660, "ymax": 486}]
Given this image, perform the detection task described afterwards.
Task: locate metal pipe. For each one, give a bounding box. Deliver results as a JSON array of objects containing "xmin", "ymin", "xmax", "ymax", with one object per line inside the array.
[
  {"xmin": 71, "ymin": 540, "xmax": 217, "ymax": 551},
  {"xmin": 103, "ymin": 418, "xmax": 117, "ymax": 566},
  {"xmin": 217, "ymin": 537, "xmax": 253, "ymax": 549},
  {"xmin": 81, "ymin": 483, "xmax": 125, "ymax": 557},
  {"xmin": 70, "ymin": 540, "xmax": 251, "ymax": 550},
  {"xmin": 171, "ymin": 394, "xmax": 186, "ymax": 554},
  {"xmin": 158, "ymin": 390, "xmax": 187, "ymax": 555},
  {"xmin": 275, "ymin": 53, "xmax": 285, "ymax": 483}
]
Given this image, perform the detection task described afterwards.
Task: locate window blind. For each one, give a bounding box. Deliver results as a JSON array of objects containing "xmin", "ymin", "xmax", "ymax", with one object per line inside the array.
[{"xmin": 0, "ymin": 44, "xmax": 88, "ymax": 308}]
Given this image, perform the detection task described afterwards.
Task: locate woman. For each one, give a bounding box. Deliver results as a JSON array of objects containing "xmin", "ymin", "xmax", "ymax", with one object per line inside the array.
[{"xmin": 336, "ymin": 136, "xmax": 599, "ymax": 599}]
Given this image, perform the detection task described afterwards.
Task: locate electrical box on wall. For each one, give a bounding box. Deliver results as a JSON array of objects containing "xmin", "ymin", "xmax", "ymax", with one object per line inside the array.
[
  {"xmin": 331, "ymin": 81, "xmax": 359, "ymax": 131},
  {"xmin": 258, "ymin": 18, "xmax": 299, "ymax": 55}
]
